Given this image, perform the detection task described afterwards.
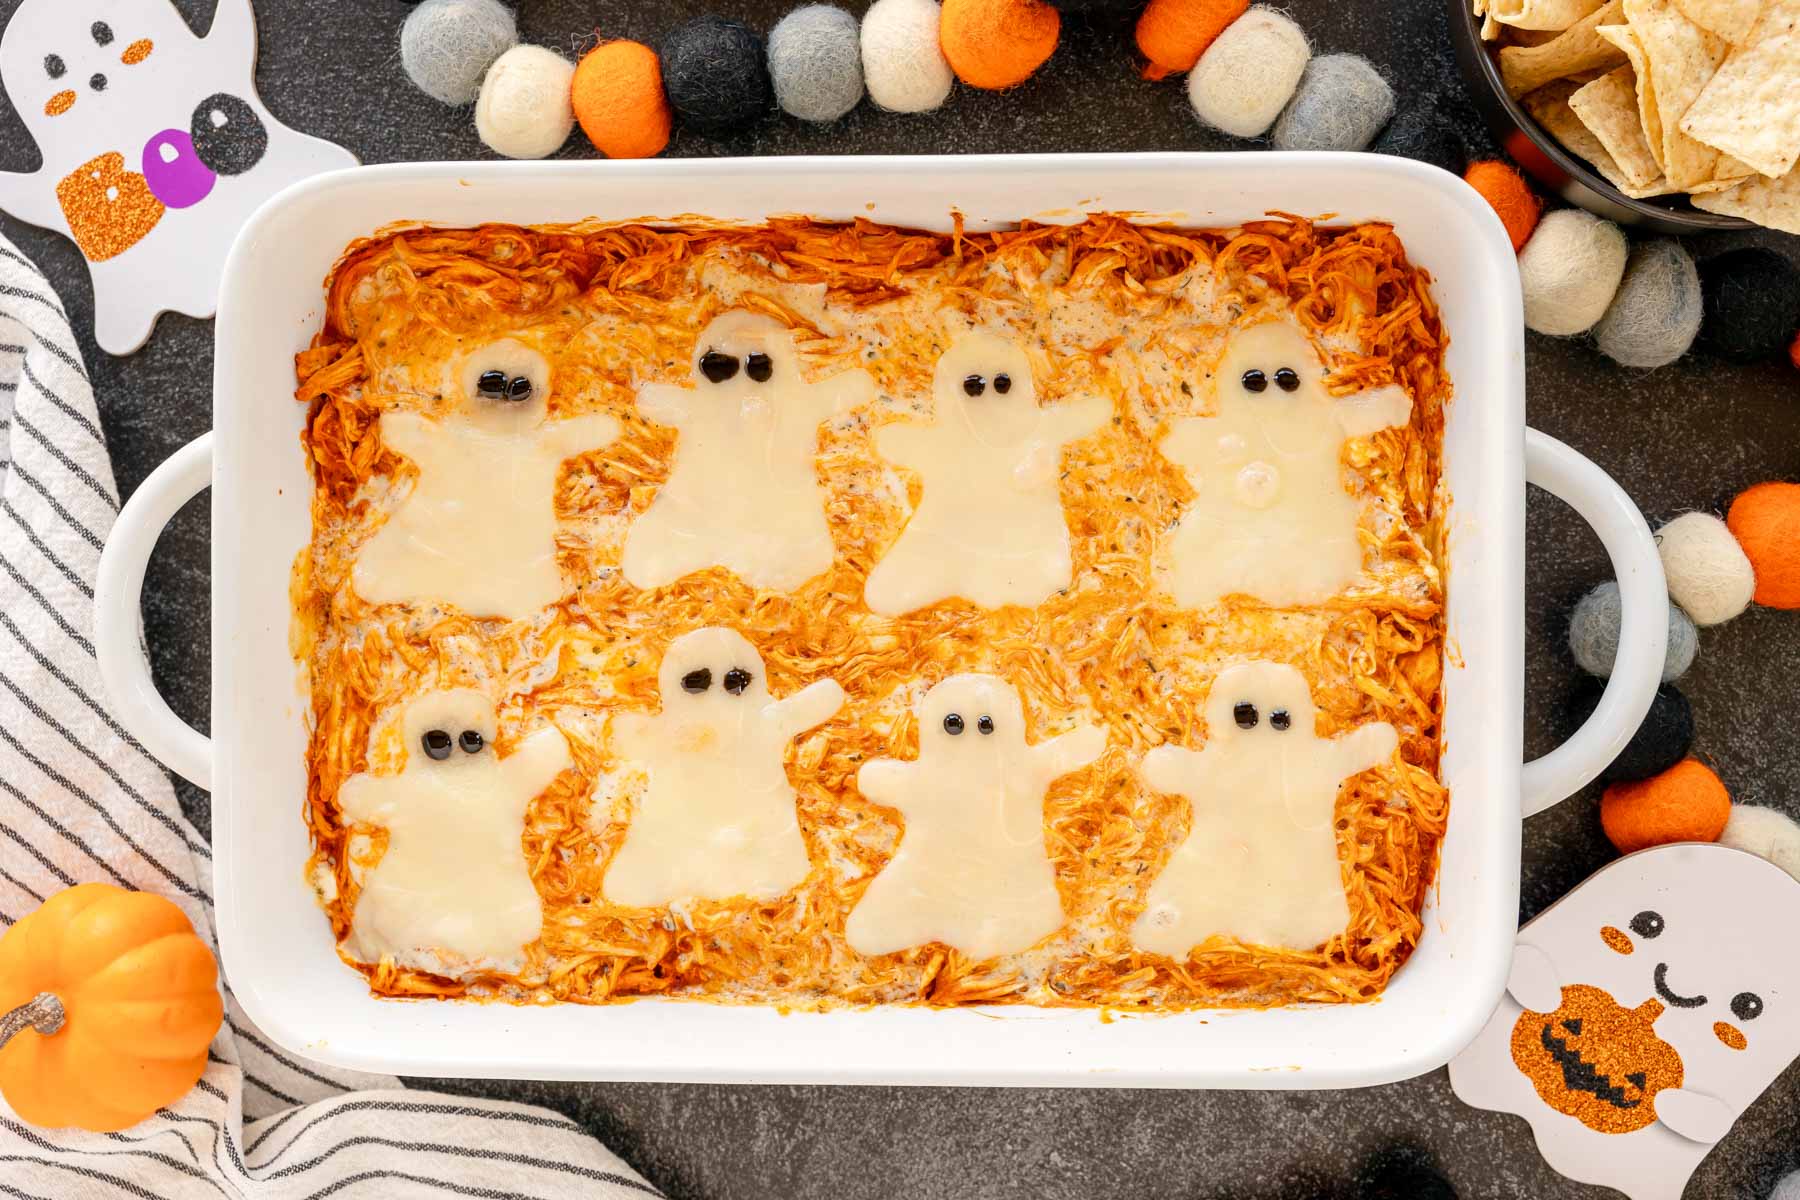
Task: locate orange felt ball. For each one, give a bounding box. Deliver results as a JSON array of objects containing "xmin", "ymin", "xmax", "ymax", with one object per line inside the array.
[
  {"xmin": 1727, "ymin": 482, "xmax": 1800, "ymax": 609},
  {"xmin": 571, "ymin": 40, "xmax": 671, "ymax": 160},
  {"xmin": 1135, "ymin": 0, "xmax": 1249, "ymax": 81},
  {"xmin": 1600, "ymin": 758, "xmax": 1731, "ymax": 854},
  {"xmin": 1790, "ymin": 329, "xmax": 1799, "ymax": 371},
  {"xmin": 1463, "ymin": 160, "xmax": 1542, "ymax": 252},
  {"xmin": 940, "ymin": 0, "xmax": 1061, "ymax": 89}
]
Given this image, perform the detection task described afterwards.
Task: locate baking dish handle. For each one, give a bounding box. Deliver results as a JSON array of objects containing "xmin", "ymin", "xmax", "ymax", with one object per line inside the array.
[
  {"xmin": 1520, "ymin": 427, "xmax": 1666, "ymax": 817},
  {"xmin": 95, "ymin": 433, "xmax": 214, "ymax": 790}
]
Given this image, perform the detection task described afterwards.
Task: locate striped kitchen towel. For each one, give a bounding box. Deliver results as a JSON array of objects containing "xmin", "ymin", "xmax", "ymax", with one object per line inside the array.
[{"xmin": 0, "ymin": 236, "xmax": 661, "ymax": 1199}]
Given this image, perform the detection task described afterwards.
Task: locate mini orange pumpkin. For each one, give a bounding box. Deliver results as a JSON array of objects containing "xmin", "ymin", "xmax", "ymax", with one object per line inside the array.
[
  {"xmin": 0, "ymin": 883, "xmax": 222, "ymax": 1131},
  {"xmin": 1510, "ymin": 983, "xmax": 1684, "ymax": 1134}
]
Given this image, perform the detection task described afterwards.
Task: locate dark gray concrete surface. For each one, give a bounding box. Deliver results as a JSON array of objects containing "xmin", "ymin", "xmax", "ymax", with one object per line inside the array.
[{"xmin": 2, "ymin": 1, "xmax": 1796, "ymax": 1196}]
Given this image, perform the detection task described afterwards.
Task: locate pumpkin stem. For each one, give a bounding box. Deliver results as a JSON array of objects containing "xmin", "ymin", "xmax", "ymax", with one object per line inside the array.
[{"xmin": 0, "ymin": 992, "xmax": 65, "ymax": 1048}]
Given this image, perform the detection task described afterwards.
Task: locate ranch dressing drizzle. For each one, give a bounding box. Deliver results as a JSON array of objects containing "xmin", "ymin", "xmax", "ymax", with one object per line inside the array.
[
  {"xmin": 338, "ymin": 688, "xmax": 572, "ymax": 968},
  {"xmin": 845, "ymin": 674, "xmax": 1105, "ymax": 960},
  {"xmin": 863, "ymin": 331, "xmax": 1110, "ymax": 616},
  {"xmin": 1132, "ymin": 662, "xmax": 1397, "ymax": 955},
  {"xmin": 603, "ymin": 627, "xmax": 845, "ymax": 907},
  {"xmin": 353, "ymin": 341, "xmax": 621, "ymax": 620},
  {"xmin": 1157, "ymin": 320, "xmax": 1412, "ymax": 610},
  {"xmin": 622, "ymin": 311, "xmax": 875, "ymax": 593}
]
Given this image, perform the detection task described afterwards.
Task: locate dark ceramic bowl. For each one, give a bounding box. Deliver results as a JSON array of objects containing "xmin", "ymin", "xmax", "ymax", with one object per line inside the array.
[{"xmin": 1446, "ymin": 0, "xmax": 1754, "ymax": 233}]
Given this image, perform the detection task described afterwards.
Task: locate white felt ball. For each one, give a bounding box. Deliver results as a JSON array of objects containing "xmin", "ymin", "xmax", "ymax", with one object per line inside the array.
[
  {"xmin": 770, "ymin": 5, "xmax": 866, "ymax": 123},
  {"xmin": 1187, "ymin": 7, "xmax": 1310, "ymax": 139},
  {"xmin": 1772, "ymin": 1169, "xmax": 1800, "ymax": 1200},
  {"xmin": 401, "ymin": 0, "xmax": 518, "ymax": 106},
  {"xmin": 1517, "ymin": 209, "xmax": 1629, "ymax": 337},
  {"xmin": 1719, "ymin": 805, "xmax": 1800, "ymax": 883},
  {"xmin": 861, "ymin": 0, "xmax": 954, "ymax": 114},
  {"xmin": 475, "ymin": 46, "xmax": 575, "ymax": 159},
  {"xmin": 1657, "ymin": 511, "xmax": 1756, "ymax": 626}
]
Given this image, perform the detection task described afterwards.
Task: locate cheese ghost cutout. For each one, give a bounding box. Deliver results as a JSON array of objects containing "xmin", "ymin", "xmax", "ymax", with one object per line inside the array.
[
  {"xmin": 1450, "ymin": 844, "xmax": 1800, "ymax": 1200},
  {"xmin": 1157, "ymin": 319, "xmax": 1413, "ymax": 610},
  {"xmin": 337, "ymin": 689, "xmax": 573, "ymax": 970},
  {"xmin": 622, "ymin": 311, "xmax": 874, "ymax": 593},
  {"xmin": 604, "ymin": 627, "xmax": 845, "ymax": 908},
  {"xmin": 846, "ymin": 675, "xmax": 1104, "ymax": 960},
  {"xmin": 863, "ymin": 332, "xmax": 1109, "ymax": 615},
  {"xmin": 1133, "ymin": 662, "xmax": 1396, "ymax": 955},
  {"xmin": 353, "ymin": 340, "xmax": 620, "ymax": 621}
]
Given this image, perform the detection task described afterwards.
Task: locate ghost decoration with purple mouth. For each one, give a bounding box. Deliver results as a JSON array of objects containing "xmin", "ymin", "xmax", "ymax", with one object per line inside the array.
[{"xmin": 0, "ymin": 0, "xmax": 354, "ymax": 353}]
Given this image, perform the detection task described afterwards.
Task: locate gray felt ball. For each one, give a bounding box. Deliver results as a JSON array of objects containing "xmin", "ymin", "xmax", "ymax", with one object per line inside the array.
[
  {"xmin": 1271, "ymin": 54, "xmax": 1395, "ymax": 153},
  {"xmin": 400, "ymin": 0, "xmax": 518, "ymax": 106},
  {"xmin": 768, "ymin": 5, "xmax": 865, "ymax": 123},
  {"xmin": 1594, "ymin": 240, "xmax": 1703, "ymax": 369},
  {"xmin": 1569, "ymin": 580, "xmax": 1698, "ymax": 683}
]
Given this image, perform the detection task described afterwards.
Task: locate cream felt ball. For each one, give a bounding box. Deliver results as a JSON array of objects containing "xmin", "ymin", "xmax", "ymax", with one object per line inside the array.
[
  {"xmin": 1517, "ymin": 209, "xmax": 1628, "ymax": 337},
  {"xmin": 400, "ymin": 0, "xmax": 518, "ymax": 106},
  {"xmin": 1186, "ymin": 7, "xmax": 1309, "ymax": 139},
  {"xmin": 474, "ymin": 46, "xmax": 575, "ymax": 160},
  {"xmin": 769, "ymin": 5, "xmax": 865, "ymax": 123},
  {"xmin": 1568, "ymin": 580, "xmax": 1697, "ymax": 683},
  {"xmin": 1718, "ymin": 805, "xmax": 1800, "ymax": 883},
  {"xmin": 861, "ymin": 0, "xmax": 955, "ymax": 113},
  {"xmin": 1594, "ymin": 240, "xmax": 1702, "ymax": 369},
  {"xmin": 1776, "ymin": 1171, "xmax": 1800, "ymax": 1200},
  {"xmin": 1656, "ymin": 511, "xmax": 1755, "ymax": 626},
  {"xmin": 1271, "ymin": 54, "xmax": 1394, "ymax": 153}
]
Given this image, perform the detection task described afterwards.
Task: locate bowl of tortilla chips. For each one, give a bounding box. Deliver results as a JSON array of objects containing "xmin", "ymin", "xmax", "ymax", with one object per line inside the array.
[{"xmin": 1450, "ymin": 0, "xmax": 1796, "ymax": 235}]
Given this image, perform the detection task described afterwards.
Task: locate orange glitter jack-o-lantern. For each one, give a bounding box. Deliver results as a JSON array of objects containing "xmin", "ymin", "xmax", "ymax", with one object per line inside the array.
[
  {"xmin": 54, "ymin": 152, "xmax": 164, "ymax": 262},
  {"xmin": 1510, "ymin": 983, "xmax": 1685, "ymax": 1133}
]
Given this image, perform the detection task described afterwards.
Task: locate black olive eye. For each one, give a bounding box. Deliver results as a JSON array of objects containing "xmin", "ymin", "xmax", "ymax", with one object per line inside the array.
[
  {"xmin": 943, "ymin": 713, "xmax": 965, "ymax": 735},
  {"xmin": 506, "ymin": 375, "xmax": 533, "ymax": 402},
  {"xmin": 91, "ymin": 21, "xmax": 114, "ymax": 45},
  {"xmin": 1629, "ymin": 911, "xmax": 1664, "ymax": 939},
  {"xmin": 723, "ymin": 667, "xmax": 752, "ymax": 695},
  {"xmin": 1240, "ymin": 369, "xmax": 1268, "ymax": 393},
  {"xmin": 89, "ymin": 73, "xmax": 107, "ymax": 91},
  {"xmin": 476, "ymin": 369, "xmax": 508, "ymax": 399},
  {"xmin": 745, "ymin": 352, "xmax": 772, "ymax": 383},
  {"xmin": 421, "ymin": 729, "xmax": 453, "ymax": 761},
  {"xmin": 977, "ymin": 714, "xmax": 994, "ymax": 735},
  {"xmin": 1274, "ymin": 367, "xmax": 1301, "ymax": 392},
  {"xmin": 1233, "ymin": 701, "xmax": 1258, "ymax": 729},
  {"xmin": 962, "ymin": 374, "xmax": 985, "ymax": 397},
  {"xmin": 458, "ymin": 729, "xmax": 485, "ymax": 754},
  {"xmin": 680, "ymin": 668, "xmax": 712, "ymax": 694},
  {"xmin": 1731, "ymin": 992, "xmax": 1763, "ymax": 1021},
  {"xmin": 992, "ymin": 373, "xmax": 1011, "ymax": 394},
  {"xmin": 44, "ymin": 54, "xmax": 65, "ymax": 80},
  {"xmin": 699, "ymin": 350, "xmax": 739, "ymax": 383},
  {"xmin": 1269, "ymin": 709, "xmax": 1292, "ymax": 731}
]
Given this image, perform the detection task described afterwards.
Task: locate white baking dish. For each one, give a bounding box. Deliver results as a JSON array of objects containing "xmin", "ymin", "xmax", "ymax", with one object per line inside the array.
[{"xmin": 94, "ymin": 154, "xmax": 1669, "ymax": 1089}]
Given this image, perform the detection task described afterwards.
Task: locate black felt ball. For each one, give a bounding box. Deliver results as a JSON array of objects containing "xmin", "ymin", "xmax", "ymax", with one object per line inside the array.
[
  {"xmin": 1696, "ymin": 247, "xmax": 1800, "ymax": 364},
  {"xmin": 660, "ymin": 15, "xmax": 772, "ymax": 135},
  {"xmin": 1371, "ymin": 106, "xmax": 1468, "ymax": 177},
  {"xmin": 1566, "ymin": 679, "xmax": 1694, "ymax": 784},
  {"xmin": 1358, "ymin": 1147, "xmax": 1457, "ymax": 1200}
]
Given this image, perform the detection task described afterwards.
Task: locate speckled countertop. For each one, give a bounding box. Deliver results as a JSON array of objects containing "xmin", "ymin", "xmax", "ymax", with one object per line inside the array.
[{"xmin": 1, "ymin": 0, "xmax": 1796, "ymax": 1196}]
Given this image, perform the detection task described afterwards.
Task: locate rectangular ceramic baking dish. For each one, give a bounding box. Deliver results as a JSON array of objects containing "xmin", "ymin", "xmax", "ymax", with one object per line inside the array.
[{"xmin": 94, "ymin": 154, "xmax": 1670, "ymax": 1089}]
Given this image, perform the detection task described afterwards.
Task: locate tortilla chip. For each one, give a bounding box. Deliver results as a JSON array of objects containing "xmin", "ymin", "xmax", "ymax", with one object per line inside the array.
[
  {"xmin": 1525, "ymin": 81, "xmax": 1632, "ymax": 179},
  {"xmin": 1571, "ymin": 66, "xmax": 1666, "ymax": 185},
  {"xmin": 1693, "ymin": 167, "xmax": 1800, "ymax": 231},
  {"xmin": 1623, "ymin": 0, "xmax": 1731, "ymax": 189},
  {"xmin": 1674, "ymin": 0, "xmax": 1764, "ymax": 41},
  {"xmin": 1680, "ymin": 0, "xmax": 1800, "ymax": 178},
  {"xmin": 1491, "ymin": 0, "xmax": 1611, "ymax": 29},
  {"xmin": 1500, "ymin": 0, "xmax": 1629, "ymax": 95},
  {"xmin": 1596, "ymin": 24, "xmax": 1667, "ymax": 171}
]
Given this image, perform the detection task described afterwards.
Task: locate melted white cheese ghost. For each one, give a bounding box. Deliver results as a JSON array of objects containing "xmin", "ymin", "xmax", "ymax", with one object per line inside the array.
[
  {"xmin": 1450, "ymin": 844, "xmax": 1800, "ymax": 1200},
  {"xmin": 846, "ymin": 675, "xmax": 1105, "ymax": 960},
  {"xmin": 622, "ymin": 311, "xmax": 874, "ymax": 593},
  {"xmin": 338, "ymin": 688, "xmax": 572, "ymax": 970},
  {"xmin": 1157, "ymin": 320, "xmax": 1413, "ymax": 610},
  {"xmin": 353, "ymin": 340, "xmax": 620, "ymax": 621},
  {"xmin": 603, "ymin": 627, "xmax": 845, "ymax": 908},
  {"xmin": 863, "ymin": 332, "xmax": 1109, "ymax": 616},
  {"xmin": 1133, "ymin": 661, "xmax": 1396, "ymax": 955}
]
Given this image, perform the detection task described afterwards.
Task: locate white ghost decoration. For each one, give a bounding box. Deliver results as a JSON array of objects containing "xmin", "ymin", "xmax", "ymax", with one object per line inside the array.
[
  {"xmin": 353, "ymin": 339, "xmax": 621, "ymax": 621},
  {"xmin": 1157, "ymin": 319, "xmax": 1413, "ymax": 610},
  {"xmin": 603, "ymin": 626, "xmax": 845, "ymax": 908},
  {"xmin": 337, "ymin": 688, "xmax": 573, "ymax": 970},
  {"xmin": 846, "ymin": 674, "xmax": 1105, "ymax": 960},
  {"xmin": 1450, "ymin": 843, "xmax": 1800, "ymax": 1200},
  {"xmin": 863, "ymin": 331, "xmax": 1109, "ymax": 616},
  {"xmin": 0, "ymin": 0, "xmax": 355, "ymax": 353},
  {"xmin": 622, "ymin": 310, "xmax": 874, "ymax": 593},
  {"xmin": 1133, "ymin": 661, "xmax": 1396, "ymax": 955}
]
